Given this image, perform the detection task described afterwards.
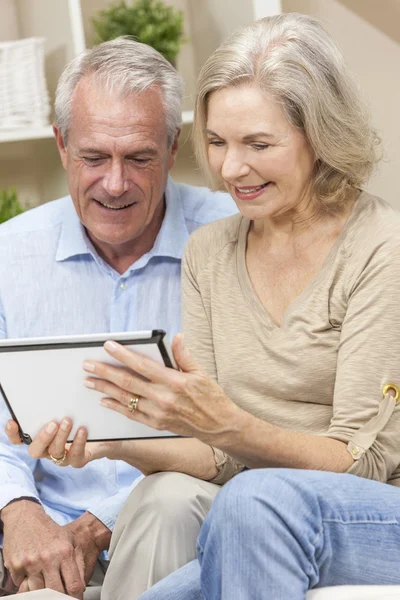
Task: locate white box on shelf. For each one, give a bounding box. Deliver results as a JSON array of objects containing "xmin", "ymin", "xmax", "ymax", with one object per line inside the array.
[{"xmin": 0, "ymin": 37, "xmax": 50, "ymax": 130}]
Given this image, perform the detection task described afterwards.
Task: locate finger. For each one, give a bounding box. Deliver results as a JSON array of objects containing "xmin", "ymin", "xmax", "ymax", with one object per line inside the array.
[
  {"xmin": 47, "ymin": 418, "xmax": 73, "ymax": 460},
  {"xmin": 96, "ymin": 340, "xmax": 178, "ymax": 385},
  {"xmin": 43, "ymin": 568, "xmax": 65, "ymax": 594},
  {"xmin": 28, "ymin": 421, "xmax": 61, "ymax": 459},
  {"xmin": 84, "ymin": 375, "xmax": 149, "ymax": 408},
  {"xmin": 67, "ymin": 428, "xmax": 89, "ymax": 467},
  {"xmin": 60, "ymin": 555, "xmax": 85, "ymax": 599},
  {"xmin": 24, "ymin": 572, "xmax": 46, "ymax": 591},
  {"xmin": 17, "ymin": 577, "xmax": 29, "ymax": 593},
  {"xmin": 100, "ymin": 396, "xmax": 177, "ymax": 433},
  {"xmin": 5, "ymin": 420, "xmax": 23, "ymax": 445},
  {"xmin": 172, "ymin": 333, "xmax": 203, "ymax": 374}
]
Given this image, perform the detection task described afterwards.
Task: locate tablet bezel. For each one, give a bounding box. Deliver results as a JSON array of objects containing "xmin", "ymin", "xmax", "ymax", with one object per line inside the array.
[{"xmin": 0, "ymin": 329, "xmax": 178, "ymax": 444}]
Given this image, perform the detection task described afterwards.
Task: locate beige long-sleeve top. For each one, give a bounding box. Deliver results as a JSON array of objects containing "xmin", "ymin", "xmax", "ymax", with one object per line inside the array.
[{"xmin": 182, "ymin": 192, "xmax": 400, "ymax": 486}]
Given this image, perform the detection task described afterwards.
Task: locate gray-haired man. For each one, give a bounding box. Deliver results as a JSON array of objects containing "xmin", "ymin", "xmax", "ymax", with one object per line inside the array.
[{"xmin": 0, "ymin": 38, "xmax": 235, "ymax": 598}]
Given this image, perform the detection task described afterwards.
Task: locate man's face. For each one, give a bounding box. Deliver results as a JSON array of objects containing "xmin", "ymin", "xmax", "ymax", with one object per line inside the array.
[{"xmin": 54, "ymin": 77, "xmax": 179, "ymax": 253}]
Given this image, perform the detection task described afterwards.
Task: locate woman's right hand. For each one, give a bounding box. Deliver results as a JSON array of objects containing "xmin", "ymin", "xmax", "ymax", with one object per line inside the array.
[{"xmin": 5, "ymin": 418, "xmax": 115, "ymax": 468}]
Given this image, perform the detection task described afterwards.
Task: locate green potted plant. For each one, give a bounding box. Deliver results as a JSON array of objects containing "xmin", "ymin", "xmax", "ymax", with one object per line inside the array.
[
  {"xmin": 91, "ymin": 0, "xmax": 187, "ymax": 65},
  {"xmin": 0, "ymin": 188, "xmax": 24, "ymax": 224}
]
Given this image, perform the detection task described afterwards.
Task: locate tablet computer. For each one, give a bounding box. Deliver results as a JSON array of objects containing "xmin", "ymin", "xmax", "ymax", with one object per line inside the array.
[{"xmin": 0, "ymin": 329, "xmax": 179, "ymax": 444}]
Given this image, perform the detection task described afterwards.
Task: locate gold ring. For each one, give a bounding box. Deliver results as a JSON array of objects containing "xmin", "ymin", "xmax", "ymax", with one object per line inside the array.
[
  {"xmin": 128, "ymin": 395, "xmax": 140, "ymax": 412},
  {"xmin": 49, "ymin": 450, "xmax": 68, "ymax": 466}
]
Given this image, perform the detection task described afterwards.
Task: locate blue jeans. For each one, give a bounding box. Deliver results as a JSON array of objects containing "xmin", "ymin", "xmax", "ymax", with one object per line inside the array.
[{"xmin": 139, "ymin": 469, "xmax": 400, "ymax": 600}]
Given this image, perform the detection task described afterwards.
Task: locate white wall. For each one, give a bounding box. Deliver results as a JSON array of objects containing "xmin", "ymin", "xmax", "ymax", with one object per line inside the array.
[{"xmin": 282, "ymin": 0, "xmax": 400, "ymax": 208}]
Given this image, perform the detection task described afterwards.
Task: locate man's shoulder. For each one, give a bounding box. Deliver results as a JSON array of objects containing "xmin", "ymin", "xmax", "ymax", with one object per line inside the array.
[
  {"xmin": 0, "ymin": 196, "xmax": 71, "ymax": 240},
  {"xmin": 172, "ymin": 181, "xmax": 237, "ymax": 230}
]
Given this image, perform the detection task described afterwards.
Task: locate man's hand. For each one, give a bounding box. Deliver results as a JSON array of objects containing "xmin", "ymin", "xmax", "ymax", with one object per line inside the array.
[
  {"xmin": 2, "ymin": 500, "xmax": 86, "ymax": 598},
  {"xmin": 64, "ymin": 512, "xmax": 111, "ymax": 585}
]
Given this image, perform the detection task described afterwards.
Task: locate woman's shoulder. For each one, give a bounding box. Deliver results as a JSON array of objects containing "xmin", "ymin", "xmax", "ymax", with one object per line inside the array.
[
  {"xmin": 345, "ymin": 191, "xmax": 400, "ymax": 252},
  {"xmin": 184, "ymin": 213, "xmax": 243, "ymax": 273}
]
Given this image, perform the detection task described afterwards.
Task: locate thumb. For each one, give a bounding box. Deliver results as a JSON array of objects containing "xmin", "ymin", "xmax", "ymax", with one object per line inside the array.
[{"xmin": 172, "ymin": 334, "xmax": 202, "ymax": 374}]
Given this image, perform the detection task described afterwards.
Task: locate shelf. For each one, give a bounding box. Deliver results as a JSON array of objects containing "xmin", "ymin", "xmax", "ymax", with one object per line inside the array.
[
  {"xmin": 0, "ymin": 111, "xmax": 194, "ymax": 144},
  {"xmin": 182, "ymin": 110, "xmax": 194, "ymax": 125},
  {"xmin": 0, "ymin": 125, "xmax": 54, "ymax": 143}
]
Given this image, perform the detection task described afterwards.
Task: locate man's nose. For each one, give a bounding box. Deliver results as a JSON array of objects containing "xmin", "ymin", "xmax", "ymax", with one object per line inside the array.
[{"xmin": 103, "ymin": 162, "xmax": 128, "ymax": 197}]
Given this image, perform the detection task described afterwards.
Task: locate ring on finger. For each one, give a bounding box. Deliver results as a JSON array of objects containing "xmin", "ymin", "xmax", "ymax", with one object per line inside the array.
[
  {"xmin": 49, "ymin": 449, "xmax": 68, "ymax": 466},
  {"xmin": 128, "ymin": 395, "xmax": 140, "ymax": 412}
]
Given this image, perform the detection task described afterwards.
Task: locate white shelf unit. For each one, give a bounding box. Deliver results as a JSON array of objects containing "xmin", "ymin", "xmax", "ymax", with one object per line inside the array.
[{"xmin": 0, "ymin": 0, "xmax": 281, "ymax": 205}]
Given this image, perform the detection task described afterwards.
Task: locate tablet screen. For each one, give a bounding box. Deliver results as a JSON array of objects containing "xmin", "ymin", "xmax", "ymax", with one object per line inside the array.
[{"xmin": 0, "ymin": 330, "xmax": 179, "ymax": 443}]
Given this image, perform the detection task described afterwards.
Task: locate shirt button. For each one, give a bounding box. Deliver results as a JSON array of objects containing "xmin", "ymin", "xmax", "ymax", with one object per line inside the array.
[{"xmin": 120, "ymin": 281, "xmax": 127, "ymax": 290}]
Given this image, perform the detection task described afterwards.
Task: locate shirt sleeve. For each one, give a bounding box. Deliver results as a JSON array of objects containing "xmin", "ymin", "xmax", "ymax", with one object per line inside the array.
[
  {"xmin": 182, "ymin": 243, "xmax": 245, "ymax": 485},
  {"xmin": 86, "ymin": 472, "xmax": 144, "ymax": 531},
  {"xmin": 0, "ymin": 298, "xmax": 42, "ymax": 512},
  {"xmin": 322, "ymin": 236, "xmax": 400, "ymax": 482}
]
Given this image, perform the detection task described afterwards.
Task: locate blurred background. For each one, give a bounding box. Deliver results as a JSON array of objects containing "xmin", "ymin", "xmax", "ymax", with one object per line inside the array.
[{"xmin": 0, "ymin": 0, "xmax": 399, "ymax": 214}]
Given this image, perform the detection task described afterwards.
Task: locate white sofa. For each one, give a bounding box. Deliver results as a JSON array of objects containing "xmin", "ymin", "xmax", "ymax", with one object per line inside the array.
[
  {"xmin": 10, "ymin": 586, "xmax": 400, "ymax": 599},
  {"xmin": 307, "ymin": 587, "xmax": 400, "ymax": 599}
]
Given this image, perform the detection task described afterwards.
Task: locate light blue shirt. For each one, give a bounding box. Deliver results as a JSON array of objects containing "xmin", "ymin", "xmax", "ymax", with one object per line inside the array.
[{"xmin": 0, "ymin": 177, "xmax": 236, "ymax": 536}]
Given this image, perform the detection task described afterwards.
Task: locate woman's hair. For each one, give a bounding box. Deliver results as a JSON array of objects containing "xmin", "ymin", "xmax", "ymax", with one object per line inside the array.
[
  {"xmin": 194, "ymin": 12, "xmax": 380, "ymax": 208},
  {"xmin": 55, "ymin": 37, "xmax": 184, "ymax": 147}
]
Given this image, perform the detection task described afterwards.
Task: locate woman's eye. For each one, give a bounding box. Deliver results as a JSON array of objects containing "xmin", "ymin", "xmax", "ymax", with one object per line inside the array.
[
  {"xmin": 251, "ymin": 144, "xmax": 269, "ymax": 151},
  {"xmin": 208, "ymin": 140, "xmax": 225, "ymax": 147}
]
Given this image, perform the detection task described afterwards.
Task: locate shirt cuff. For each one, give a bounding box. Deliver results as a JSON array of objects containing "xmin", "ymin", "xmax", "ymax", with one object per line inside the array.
[
  {"xmin": 0, "ymin": 485, "xmax": 42, "ymax": 513},
  {"xmin": 86, "ymin": 474, "xmax": 145, "ymax": 531}
]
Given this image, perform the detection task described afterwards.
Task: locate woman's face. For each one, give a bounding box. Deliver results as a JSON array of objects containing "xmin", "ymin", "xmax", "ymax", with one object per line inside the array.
[{"xmin": 206, "ymin": 85, "xmax": 316, "ymax": 222}]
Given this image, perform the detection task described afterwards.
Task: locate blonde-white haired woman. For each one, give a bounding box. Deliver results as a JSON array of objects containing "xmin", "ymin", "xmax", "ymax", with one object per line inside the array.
[{"xmin": 7, "ymin": 12, "xmax": 400, "ymax": 599}]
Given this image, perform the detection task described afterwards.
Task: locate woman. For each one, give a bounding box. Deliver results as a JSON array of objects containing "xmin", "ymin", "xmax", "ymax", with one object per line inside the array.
[{"xmin": 6, "ymin": 12, "xmax": 400, "ymax": 599}]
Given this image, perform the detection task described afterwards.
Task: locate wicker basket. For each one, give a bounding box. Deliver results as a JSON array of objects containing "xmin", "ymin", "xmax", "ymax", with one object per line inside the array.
[{"xmin": 0, "ymin": 37, "xmax": 50, "ymax": 129}]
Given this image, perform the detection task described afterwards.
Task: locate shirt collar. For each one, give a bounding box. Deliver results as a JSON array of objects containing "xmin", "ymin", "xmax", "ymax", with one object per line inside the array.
[
  {"xmin": 56, "ymin": 197, "xmax": 92, "ymax": 262},
  {"xmin": 55, "ymin": 177, "xmax": 189, "ymax": 266}
]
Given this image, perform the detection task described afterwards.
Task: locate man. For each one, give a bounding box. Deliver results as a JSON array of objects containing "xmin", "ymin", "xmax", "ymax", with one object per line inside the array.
[{"xmin": 0, "ymin": 37, "xmax": 235, "ymax": 598}]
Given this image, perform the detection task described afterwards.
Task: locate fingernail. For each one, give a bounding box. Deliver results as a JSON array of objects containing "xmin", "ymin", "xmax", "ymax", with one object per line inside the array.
[
  {"xmin": 100, "ymin": 399, "xmax": 111, "ymax": 408},
  {"xmin": 83, "ymin": 361, "xmax": 95, "ymax": 372},
  {"xmin": 84, "ymin": 379, "xmax": 95, "ymax": 389},
  {"xmin": 6, "ymin": 422, "xmax": 12, "ymax": 430},
  {"xmin": 61, "ymin": 419, "xmax": 70, "ymax": 431},
  {"xmin": 46, "ymin": 422, "xmax": 57, "ymax": 434},
  {"xmin": 104, "ymin": 340, "xmax": 117, "ymax": 352},
  {"xmin": 77, "ymin": 428, "xmax": 86, "ymax": 438}
]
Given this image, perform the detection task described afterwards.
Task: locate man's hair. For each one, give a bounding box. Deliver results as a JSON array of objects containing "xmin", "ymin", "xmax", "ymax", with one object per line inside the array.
[
  {"xmin": 193, "ymin": 13, "xmax": 381, "ymax": 209},
  {"xmin": 55, "ymin": 37, "xmax": 184, "ymax": 147}
]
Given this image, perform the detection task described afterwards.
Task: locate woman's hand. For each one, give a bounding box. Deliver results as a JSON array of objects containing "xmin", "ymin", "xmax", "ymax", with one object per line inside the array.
[
  {"xmin": 5, "ymin": 418, "xmax": 115, "ymax": 468},
  {"xmin": 83, "ymin": 334, "xmax": 242, "ymax": 446}
]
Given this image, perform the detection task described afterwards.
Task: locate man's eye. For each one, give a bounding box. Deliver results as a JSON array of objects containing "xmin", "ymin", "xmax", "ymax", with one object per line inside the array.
[
  {"xmin": 131, "ymin": 157, "xmax": 151, "ymax": 164},
  {"xmin": 83, "ymin": 157, "xmax": 103, "ymax": 164}
]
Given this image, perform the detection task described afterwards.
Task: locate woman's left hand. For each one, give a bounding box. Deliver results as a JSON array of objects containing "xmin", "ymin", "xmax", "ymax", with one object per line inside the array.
[{"xmin": 83, "ymin": 334, "xmax": 241, "ymax": 445}]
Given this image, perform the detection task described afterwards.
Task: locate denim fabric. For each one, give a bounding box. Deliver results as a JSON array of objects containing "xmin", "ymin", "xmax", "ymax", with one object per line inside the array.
[{"xmin": 139, "ymin": 469, "xmax": 400, "ymax": 600}]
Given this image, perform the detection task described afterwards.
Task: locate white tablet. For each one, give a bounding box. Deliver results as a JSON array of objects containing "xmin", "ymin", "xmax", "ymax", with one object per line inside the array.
[{"xmin": 0, "ymin": 330, "xmax": 179, "ymax": 443}]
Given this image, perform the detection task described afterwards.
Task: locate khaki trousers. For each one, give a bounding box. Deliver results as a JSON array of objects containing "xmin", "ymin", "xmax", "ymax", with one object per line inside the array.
[{"xmin": 101, "ymin": 471, "xmax": 221, "ymax": 600}]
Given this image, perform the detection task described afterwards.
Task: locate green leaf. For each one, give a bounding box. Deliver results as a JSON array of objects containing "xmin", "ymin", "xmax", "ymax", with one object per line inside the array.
[
  {"xmin": 91, "ymin": 0, "xmax": 187, "ymax": 63},
  {"xmin": 0, "ymin": 187, "xmax": 24, "ymax": 224}
]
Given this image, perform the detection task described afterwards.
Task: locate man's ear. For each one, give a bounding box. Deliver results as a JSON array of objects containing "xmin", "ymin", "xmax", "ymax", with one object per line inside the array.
[
  {"xmin": 53, "ymin": 124, "xmax": 68, "ymax": 170},
  {"xmin": 168, "ymin": 128, "xmax": 181, "ymax": 171}
]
